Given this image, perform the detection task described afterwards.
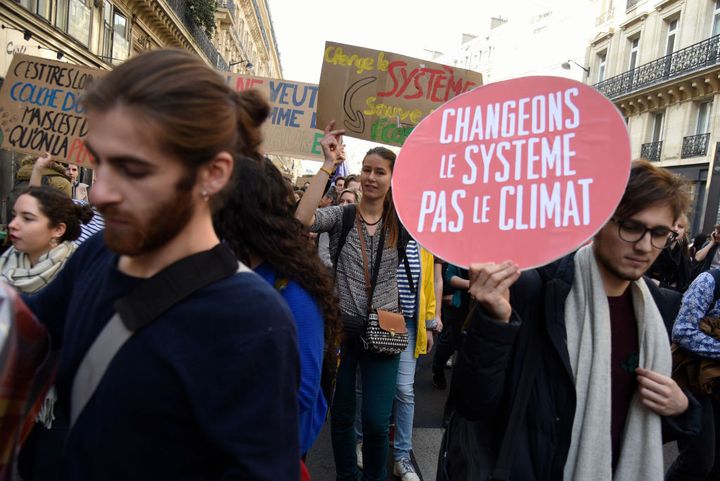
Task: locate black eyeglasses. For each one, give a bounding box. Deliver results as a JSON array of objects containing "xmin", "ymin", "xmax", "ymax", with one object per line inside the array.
[{"xmin": 612, "ymin": 218, "xmax": 678, "ymax": 249}]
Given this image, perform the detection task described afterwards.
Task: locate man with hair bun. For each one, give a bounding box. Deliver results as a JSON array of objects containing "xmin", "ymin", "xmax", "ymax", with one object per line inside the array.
[
  {"xmin": 10, "ymin": 49, "xmax": 299, "ymax": 481},
  {"xmin": 451, "ymin": 160, "xmax": 701, "ymax": 481}
]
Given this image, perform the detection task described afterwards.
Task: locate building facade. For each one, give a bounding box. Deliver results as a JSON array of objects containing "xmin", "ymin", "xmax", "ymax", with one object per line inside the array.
[
  {"xmin": 587, "ymin": 0, "xmax": 720, "ymax": 233},
  {"xmin": 214, "ymin": 0, "xmax": 281, "ymax": 78},
  {"xmin": 0, "ymin": 0, "xmax": 283, "ymax": 222},
  {"xmin": 434, "ymin": 0, "xmax": 597, "ymax": 85}
]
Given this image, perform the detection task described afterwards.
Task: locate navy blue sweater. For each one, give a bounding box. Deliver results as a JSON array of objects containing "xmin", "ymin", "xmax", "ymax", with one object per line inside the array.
[{"xmin": 25, "ymin": 234, "xmax": 300, "ymax": 481}]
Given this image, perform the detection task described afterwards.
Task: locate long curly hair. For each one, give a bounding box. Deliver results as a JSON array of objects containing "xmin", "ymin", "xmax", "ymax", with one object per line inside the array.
[{"xmin": 214, "ymin": 156, "xmax": 342, "ymax": 369}]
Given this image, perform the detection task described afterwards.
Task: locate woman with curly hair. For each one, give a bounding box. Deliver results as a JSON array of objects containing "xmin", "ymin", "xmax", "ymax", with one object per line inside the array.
[
  {"xmin": 214, "ymin": 155, "xmax": 341, "ymax": 456},
  {"xmin": 2, "ymin": 186, "xmax": 94, "ymax": 294}
]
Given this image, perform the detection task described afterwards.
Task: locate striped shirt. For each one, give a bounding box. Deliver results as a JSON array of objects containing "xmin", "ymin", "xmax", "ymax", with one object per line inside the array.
[
  {"xmin": 397, "ymin": 240, "xmax": 420, "ymax": 318},
  {"xmin": 72, "ymin": 200, "xmax": 105, "ymax": 246}
]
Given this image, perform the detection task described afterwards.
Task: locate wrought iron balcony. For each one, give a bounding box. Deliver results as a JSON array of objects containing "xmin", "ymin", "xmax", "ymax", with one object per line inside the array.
[
  {"xmin": 165, "ymin": 0, "xmax": 229, "ymax": 71},
  {"xmin": 681, "ymin": 133, "xmax": 711, "ymax": 158},
  {"xmin": 593, "ymin": 34, "xmax": 720, "ymax": 100},
  {"xmin": 641, "ymin": 141, "xmax": 663, "ymax": 161},
  {"xmin": 626, "ymin": 0, "xmax": 641, "ymax": 9}
]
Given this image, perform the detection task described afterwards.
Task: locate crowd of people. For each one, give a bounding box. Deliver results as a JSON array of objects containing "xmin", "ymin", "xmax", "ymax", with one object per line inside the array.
[{"xmin": 1, "ymin": 47, "xmax": 720, "ymax": 481}]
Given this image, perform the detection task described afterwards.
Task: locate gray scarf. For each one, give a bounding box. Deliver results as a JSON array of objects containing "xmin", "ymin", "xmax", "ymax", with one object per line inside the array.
[
  {"xmin": 563, "ymin": 245, "xmax": 669, "ymax": 481},
  {"xmin": 0, "ymin": 242, "xmax": 75, "ymax": 294}
]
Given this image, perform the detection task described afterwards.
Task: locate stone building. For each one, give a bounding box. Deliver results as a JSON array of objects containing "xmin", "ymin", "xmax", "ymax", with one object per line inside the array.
[
  {"xmin": 214, "ymin": 0, "xmax": 281, "ymax": 78},
  {"xmin": 0, "ymin": 0, "xmax": 283, "ymax": 222},
  {"xmin": 587, "ymin": 0, "xmax": 720, "ymax": 233}
]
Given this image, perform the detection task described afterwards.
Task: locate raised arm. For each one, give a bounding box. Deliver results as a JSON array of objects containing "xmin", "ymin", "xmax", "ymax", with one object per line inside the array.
[
  {"xmin": 295, "ymin": 122, "xmax": 345, "ymax": 227},
  {"xmin": 28, "ymin": 153, "xmax": 53, "ymax": 187},
  {"xmin": 694, "ymin": 236, "xmax": 717, "ymax": 262}
]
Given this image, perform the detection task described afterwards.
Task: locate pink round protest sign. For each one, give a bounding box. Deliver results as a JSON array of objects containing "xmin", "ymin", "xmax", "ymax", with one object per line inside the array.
[{"xmin": 392, "ymin": 76, "xmax": 631, "ymax": 269}]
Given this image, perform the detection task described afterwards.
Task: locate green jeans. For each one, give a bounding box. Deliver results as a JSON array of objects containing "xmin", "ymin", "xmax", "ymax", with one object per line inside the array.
[{"xmin": 331, "ymin": 339, "xmax": 400, "ymax": 481}]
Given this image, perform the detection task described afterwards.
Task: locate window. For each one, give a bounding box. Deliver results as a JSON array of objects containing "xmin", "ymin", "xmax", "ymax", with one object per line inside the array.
[
  {"xmin": 102, "ymin": 1, "xmax": 130, "ymax": 64},
  {"xmin": 652, "ymin": 111, "xmax": 664, "ymax": 142},
  {"xmin": 56, "ymin": 0, "xmax": 92, "ymax": 46},
  {"xmin": 713, "ymin": 0, "xmax": 720, "ymax": 37},
  {"xmin": 665, "ymin": 19, "xmax": 678, "ymax": 56},
  {"xmin": 697, "ymin": 101, "xmax": 713, "ymax": 134},
  {"xmin": 629, "ymin": 37, "xmax": 640, "ymax": 70},
  {"xmin": 18, "ymin": 0, "xmax": 50, "ymax": 20},
  {"xmin": 597, "ymin": 51, "xmax": 607, "ymax": 82}
]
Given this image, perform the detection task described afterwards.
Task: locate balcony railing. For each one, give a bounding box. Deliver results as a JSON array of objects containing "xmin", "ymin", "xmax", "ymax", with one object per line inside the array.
[
  {"xmin": 165, "ymin": 0, "xmax": 229, "ymax": 71},
  {"xmin": 594, "ymin": 34, "xmax": 720, "ymax": 99},
  {"xmin": 641, "ymin": 141, "xmax": 663, "ymax": 161},
  {"xmin": 681, "ymin": 133, "xmax": 711, "ymax": 158},
  {"xmin": 626, "ymin": 0, "xmax": 641, "ymax": 9}
]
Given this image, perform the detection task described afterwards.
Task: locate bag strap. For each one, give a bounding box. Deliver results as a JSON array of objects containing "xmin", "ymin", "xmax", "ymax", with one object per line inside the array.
[
  {"xmin": 356, "ymin": 214, "xmax": 372, "ymax": 308},
  {"xmin": 491, "ymin": 325, "xmax": 542, "ymax": 481},
  {"xmin": 70, "ymin": 243, "xmax": 242, "ymax": 426},
  {"xmin": 332, "ymin": 204, "xmax": 357, "ymax": 271},
  {"xmin": 356, "ymin": 215, "xmax": 386, "ymax": 310}
]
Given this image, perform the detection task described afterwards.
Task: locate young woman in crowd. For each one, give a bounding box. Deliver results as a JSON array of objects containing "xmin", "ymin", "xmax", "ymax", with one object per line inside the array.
[
  {"xmin": 214, "ymin": 155, "xmax": 341, "ymax": 457},
  {"xmin": 647, "ymin": 213, "xmax": 692, "ymax": 292},
  {"xmin": 1, "ymin": 186, "xmax": 93, "ymax": 294},
  {"xmin": 296, "ymin": 122, "xmax": 404, "ymax": 481}
]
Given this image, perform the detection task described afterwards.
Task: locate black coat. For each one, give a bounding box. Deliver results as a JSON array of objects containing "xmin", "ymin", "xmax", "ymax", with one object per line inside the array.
[{"xmin": 451, "ymin": 254, "xmax": 701, "ymax": 481}]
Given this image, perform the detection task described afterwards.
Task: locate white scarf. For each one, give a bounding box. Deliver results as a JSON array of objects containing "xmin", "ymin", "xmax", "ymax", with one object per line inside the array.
[
  {"xmin": 563, "ymin": 245, "xmax": 670, "ymax": 481},
  {"xmin": 0, "ymin": 241, "xmax": 76, "ymax": 294}
]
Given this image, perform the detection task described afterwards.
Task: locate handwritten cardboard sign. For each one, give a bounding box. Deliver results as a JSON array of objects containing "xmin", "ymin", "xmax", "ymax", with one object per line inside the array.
[
  {"xmin": 225, "ymin": 73, "xmax": 323, "ymax": 160},
  {"xmin": 317, "ymin": 41, "xmax": 483, "ymax": 146},
  {"xmin": 0, "ymin": 54, "xmax": 104, "ymax": 166},
  {"xmin": 392, "ymin": 76, "xmax": 631, "ymax": 269}
]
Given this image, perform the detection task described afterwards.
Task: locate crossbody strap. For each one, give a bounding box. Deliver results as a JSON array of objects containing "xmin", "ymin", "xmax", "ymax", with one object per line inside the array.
[
  {"xmin": 355, "ymin": 215, "xmax": 386, "ymax": 311},
  {"xmin": 356, "ymin": 215, "xmax": 373, "ymax": 309},
  {"xmin": 70, "ymin": 243, "xmax": 242, "ymax": 427}
]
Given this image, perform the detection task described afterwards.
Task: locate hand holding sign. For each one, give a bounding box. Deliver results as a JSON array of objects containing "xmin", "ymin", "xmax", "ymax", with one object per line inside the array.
[
  {"xmin": 468, "ymin": 261, "xmax": 521, "ymax": 322},
  {"xmin": 392, "ymin": 76, "xmax": 631, "ymax": 270},
  {"xmin": 319, "ymin": 120, "xmax": 346, "ymax": 168}
]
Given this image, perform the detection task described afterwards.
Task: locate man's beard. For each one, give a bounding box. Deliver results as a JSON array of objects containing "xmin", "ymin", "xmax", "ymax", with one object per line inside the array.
[{"xmin": 100, "ymin": 187, "xmax": 195, "ymax": 256}]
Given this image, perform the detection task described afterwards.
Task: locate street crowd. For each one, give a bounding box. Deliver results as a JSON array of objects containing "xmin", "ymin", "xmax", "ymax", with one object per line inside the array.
[{"xmin": 2, "ymin": 48, "xmax": 720, "ymax": 481}]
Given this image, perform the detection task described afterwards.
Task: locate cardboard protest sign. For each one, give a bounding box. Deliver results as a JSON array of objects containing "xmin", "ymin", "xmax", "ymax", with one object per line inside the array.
[
  {"xmin": 392, "ymin": 76, "xmax": 631, "ymax": 269},
  {"xmin": 225, "ymin": 74, "xmax": 323, "ymax": 160},
  {"xmin": 317, "ymin": 41, "xmax": 483, "ymax": 146},
  {"xmin": 0, "ymin": 54, "xmax": 104, "ymax": 166}
]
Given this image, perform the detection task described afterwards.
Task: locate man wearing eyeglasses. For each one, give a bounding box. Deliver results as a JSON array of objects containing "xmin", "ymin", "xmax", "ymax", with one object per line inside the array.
[{"xmin": 450, "ymin": 160, "xmax": 701, "ymax": 481}]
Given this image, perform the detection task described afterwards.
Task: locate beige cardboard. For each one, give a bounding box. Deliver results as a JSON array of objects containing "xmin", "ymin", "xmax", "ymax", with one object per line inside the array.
[
  {"xmin": 317, "ymin": 41, "xmax": 483, "ymax": 146},
  {"xmin": 224, "ymin": 73, "xmax": 323, "ymax": 161},
  {"xmin": 0, "ymin": 54, "xmax": 104, "ymax": 166}
]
